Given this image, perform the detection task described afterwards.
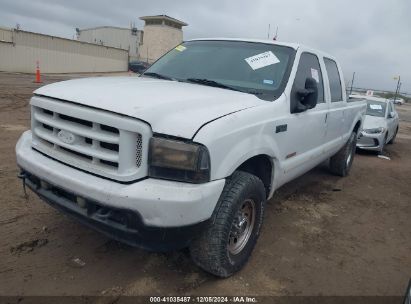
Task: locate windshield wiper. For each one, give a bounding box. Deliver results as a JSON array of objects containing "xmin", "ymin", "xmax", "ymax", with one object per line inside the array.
[
  {"xmin": 142, "ymin": 72, "xmax": 175, "ymax": 81},
  {"xmin": 185, "ymin": 78, "xmax": 244, "ymax": 93},
  {"xmin": 243, "ymin": 89, "xmax": 263, "ymax": 96}
]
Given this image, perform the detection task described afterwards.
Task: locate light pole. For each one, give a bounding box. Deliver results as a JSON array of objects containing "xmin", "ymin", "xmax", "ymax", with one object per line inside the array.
[
  {"xmin": 393, "ymin": 76, "xmax": 401, "ymax": 103},
  {"xmin": 349, "ymin": 72, "xmax": 356, "ymax": 95}
]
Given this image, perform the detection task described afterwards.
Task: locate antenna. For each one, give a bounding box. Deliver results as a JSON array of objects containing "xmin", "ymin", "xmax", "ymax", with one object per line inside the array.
[{"xmin": 273, "ymin": 26, "xmax": 279, "ymax": 40}]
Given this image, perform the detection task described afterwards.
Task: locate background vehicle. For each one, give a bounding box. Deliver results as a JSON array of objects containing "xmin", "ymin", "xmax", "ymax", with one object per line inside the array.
[
  {"xmin": 16, "ymin": 39, "xmax": 366, "ymax": 277},
  {"xmin": 389, "ymin": 97, "xmax": 405, "ymax": 105},
  {"xmin": 129, "ymin": 60, "xmax": 150, "ymax": 74},
  {"xmin": 353, "ymin": 95, "xmax": 399, "ymax": 153}
]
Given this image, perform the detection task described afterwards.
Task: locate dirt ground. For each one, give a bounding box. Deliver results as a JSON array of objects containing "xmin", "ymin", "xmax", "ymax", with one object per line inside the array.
[{"xmin": 0, "ymin": 72, "xmax": 410, "ymax": 297}]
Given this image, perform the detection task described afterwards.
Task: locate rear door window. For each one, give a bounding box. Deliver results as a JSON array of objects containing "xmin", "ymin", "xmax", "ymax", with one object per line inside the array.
[{"xmin": 324, "ymin": 58, "xmax": 343, "ymax": 102}]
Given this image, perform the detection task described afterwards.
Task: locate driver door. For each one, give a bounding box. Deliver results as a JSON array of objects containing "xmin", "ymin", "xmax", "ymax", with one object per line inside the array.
[{"xmin": 281, "ymin": 52, "xmax": 329, "ymax": 181}]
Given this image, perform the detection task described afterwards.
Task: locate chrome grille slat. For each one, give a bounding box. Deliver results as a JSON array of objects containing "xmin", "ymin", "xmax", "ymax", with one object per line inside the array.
[
  {"xmin": 34, "ymin": 111, "xmax": 119, "ymax": 144},
  {"xmin": 33, "ymin": 127, "xmax": 119, "ymax": 162},
  {"xmin": 30, "ymin": 96, "xmax": 151, "ymax": 182}
]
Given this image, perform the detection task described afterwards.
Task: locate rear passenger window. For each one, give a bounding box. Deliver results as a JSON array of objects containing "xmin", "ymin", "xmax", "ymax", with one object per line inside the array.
[{"xmin": 324, "ymin": 58, "xmax": 343, "ymax": 102}]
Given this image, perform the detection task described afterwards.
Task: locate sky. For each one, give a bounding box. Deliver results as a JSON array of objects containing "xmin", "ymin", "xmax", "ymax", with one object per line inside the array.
[{"xmin": 0, "ymin": 0, "xmax": 410, "ymax": 94}]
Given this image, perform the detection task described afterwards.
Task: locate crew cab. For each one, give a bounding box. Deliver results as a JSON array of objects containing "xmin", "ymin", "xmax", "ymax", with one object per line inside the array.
[{"xmin": 16, "ymin": 39, "xmax": 366, "ymax": 277}]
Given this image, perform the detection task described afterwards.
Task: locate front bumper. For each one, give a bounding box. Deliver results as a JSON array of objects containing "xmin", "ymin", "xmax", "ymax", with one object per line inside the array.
[
  {"xmin": 356, "ymin": 131, "xmax": 385, "ymax": 151},
  {"xmin": 16, "ymin": 131, "xmax": 225, "ymax": 249}
]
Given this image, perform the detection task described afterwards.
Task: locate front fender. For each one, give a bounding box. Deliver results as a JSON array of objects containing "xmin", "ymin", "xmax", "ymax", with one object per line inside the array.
[
  {"xmin": 345, "ymin": 102, "xmax": 367, "ymax": 141},
  {"xmin": 193, "ymin": 99, "xmax": 288, "ymax": 194}
]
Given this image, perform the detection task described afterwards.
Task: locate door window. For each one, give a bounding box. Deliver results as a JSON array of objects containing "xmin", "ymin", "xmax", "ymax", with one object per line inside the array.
[
  {"xmin": 291, "ymin": 52, "xmax": 325, "ymax": 112},
  {"xmin": 324, "ymin": 58, "xmax": 343, "ymax": 102},
  {"xmin": 388, "ymin": 102, "xmax": 393, "ymax": 117}
]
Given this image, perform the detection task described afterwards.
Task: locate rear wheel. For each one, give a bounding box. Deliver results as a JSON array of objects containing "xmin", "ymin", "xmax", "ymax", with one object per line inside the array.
[
  {"xmin": 329, "ymin": 131, "xmax": 357, "ymax": 177},
  {"xmin": 189, "ymin": 171, "xmax": 265, "ymax": 277}
]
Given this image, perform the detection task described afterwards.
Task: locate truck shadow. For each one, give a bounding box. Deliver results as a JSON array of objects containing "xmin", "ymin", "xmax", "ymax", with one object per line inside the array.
[{"xmin": 80, "ymin": 161, "xmax": 344, "ymax": 291}]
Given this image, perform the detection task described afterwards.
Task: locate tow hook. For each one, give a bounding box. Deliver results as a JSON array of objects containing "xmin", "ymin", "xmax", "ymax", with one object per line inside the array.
[{"xmin": 17, "ymin": 171, "xmax": 29, "ymax": 199}]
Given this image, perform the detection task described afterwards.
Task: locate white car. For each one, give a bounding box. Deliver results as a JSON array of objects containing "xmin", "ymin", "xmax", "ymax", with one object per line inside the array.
[
  {"xmin": 354, "ymin": 95, "xmax": 399, "ymax": 153},
  {"xmin": 389, "ymin": 97, "xmax": 405, "ymax": 105},
  {"xmin": 16, "ymin": 38, "xmax": 366, "ymax": 277}
]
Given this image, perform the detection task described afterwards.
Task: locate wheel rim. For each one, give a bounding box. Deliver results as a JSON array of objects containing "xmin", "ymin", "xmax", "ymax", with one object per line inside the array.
[
  {"xmin": 346, "ymin": 148, "xmax": 353, "ymax": 167},
  {"xmin": 346, "ymin": 135, "xmax": 356, "ymax": 168},
  {"xmin": 228, "ymin": 199, "xmax": 256, "ymax": 255}
]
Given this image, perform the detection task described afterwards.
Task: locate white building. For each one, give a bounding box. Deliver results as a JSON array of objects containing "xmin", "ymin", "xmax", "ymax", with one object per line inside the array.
[
  {"xmin": 138, "ymin": 15, "xmax": 188, "ymax": 63},
  {"xmin": 77, "ymin": 26, "xmax": 143, "ymax": 60},
  {"xmin": 77, "ymin": 15, "xmax": 187, "ymax": 63}
]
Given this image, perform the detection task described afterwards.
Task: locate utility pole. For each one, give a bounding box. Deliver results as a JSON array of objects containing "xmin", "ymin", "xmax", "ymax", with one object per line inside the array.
[
  {"xmin": 393, "ymin": 76, "xmax": 401, "ymax": 103},
  {"xmin": 349, "ymin": 72, "xmax": 356, "ymax": 95}
]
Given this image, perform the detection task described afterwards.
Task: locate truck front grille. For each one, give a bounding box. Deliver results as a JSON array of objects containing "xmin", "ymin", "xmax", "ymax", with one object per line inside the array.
[{"xmin": 30, "ymin": 96, "xmax": 151, "ymax": 182}]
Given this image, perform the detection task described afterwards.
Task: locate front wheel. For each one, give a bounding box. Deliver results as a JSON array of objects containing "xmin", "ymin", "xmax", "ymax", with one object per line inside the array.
[
  {"xmin": 379, "ymin": 133, "xmax": 388, "ymax": 154},
  {"xmin": 189, "ymin": 171, "xmax": 265, "ymax": 277},
  {"xmin": 329, "ymin": 131, "xmax": 357, "ymax": 177},
  {"xmin": 388, "ymin": 127, "xmax": 398, "ymax": 144}
]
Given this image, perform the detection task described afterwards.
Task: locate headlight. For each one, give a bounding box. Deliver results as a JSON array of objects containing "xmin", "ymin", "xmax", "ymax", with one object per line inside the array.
[
  {"xmin": 364, "ymin": 127, "xmax": 385, "ymax": 134},
  {"xmin": 148, "ymin": 137, "xmax": 210, "ymax": 183}
]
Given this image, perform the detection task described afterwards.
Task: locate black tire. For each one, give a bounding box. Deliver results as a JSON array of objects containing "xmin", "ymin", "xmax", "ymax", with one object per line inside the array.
[
  {"xmin": 329, "ymin": 131, "xmax": 357, "ymax": 177},
  {"xmin": 388, "ymin": 128, "xmax": 398, "ymax": 144},
  {"xmin": 189, "ymin": 171, "xmax": 265, "ymax": 277},
  {"xmin": 379, "ymin": 133, "xmax": 388, "ymax": 154}
]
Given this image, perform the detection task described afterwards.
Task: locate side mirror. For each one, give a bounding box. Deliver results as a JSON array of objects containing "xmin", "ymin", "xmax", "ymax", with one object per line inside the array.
[
  {"xmin": 295, "ymin": 77, "xmax": 318, "ymax": 112},
  {"xmin": 388, "ymin": 111, "xmax": 395, "ymax": 119}
]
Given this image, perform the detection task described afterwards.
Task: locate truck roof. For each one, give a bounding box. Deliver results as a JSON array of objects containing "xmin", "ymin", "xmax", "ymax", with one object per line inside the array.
[
  {"xmin": 187, "ymin": 38, "xmax": 336, "ymax": 59},
  {"xmin": 188, "ymin": 38, "xmax": 299, "ymax": 49}
]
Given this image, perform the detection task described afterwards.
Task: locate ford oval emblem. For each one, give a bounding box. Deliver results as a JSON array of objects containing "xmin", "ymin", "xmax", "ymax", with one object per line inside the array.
[{"xmin": 57, "ymin": 130, "xmax": 76, "ymax": 145}]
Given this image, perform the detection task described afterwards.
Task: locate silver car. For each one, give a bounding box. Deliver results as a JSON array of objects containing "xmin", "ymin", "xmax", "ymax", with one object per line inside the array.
[{"xmin": 356, "ymin": 96, "xmax": 399, "ymax": 153}]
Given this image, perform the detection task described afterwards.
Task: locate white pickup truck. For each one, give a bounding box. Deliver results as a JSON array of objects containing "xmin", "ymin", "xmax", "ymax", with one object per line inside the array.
[{"xmin": 16, "ymin": 39, "xmax": 366, "ymax": 277}]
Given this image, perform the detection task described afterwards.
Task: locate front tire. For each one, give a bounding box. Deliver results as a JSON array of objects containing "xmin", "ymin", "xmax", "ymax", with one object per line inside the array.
[
  {"xmin": 388, "ymin": 128, "xmax": 398, "ymax": 144},
  {"xmin": 189, "ymin": 171, "xmax": 265, "ymax": 277},
  {"xmin": 379, "ymin": 133, "xmax": 388, "ymax": 154},
  {"xmin": 329, "ymin": 131, "xmax": 357, "ymax": 177}
]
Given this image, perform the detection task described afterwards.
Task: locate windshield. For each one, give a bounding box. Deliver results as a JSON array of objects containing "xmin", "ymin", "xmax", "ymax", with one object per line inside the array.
[
  {"xmin": 142, "ymin": 40, "xmax": 296, "ymax": 101},
  {"xmin": 366, "ymin": 101, "xmax": 387, "ymax": 117}
]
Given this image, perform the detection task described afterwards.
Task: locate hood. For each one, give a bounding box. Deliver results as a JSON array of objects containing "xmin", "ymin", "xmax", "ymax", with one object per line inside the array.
[
  {"xmin": 34, "ymin": 77, "xmax": 264, "ymax": 139},
  {"xmin": 363, "ymin": 115, "xmax": 387, "ymax": 130}
]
